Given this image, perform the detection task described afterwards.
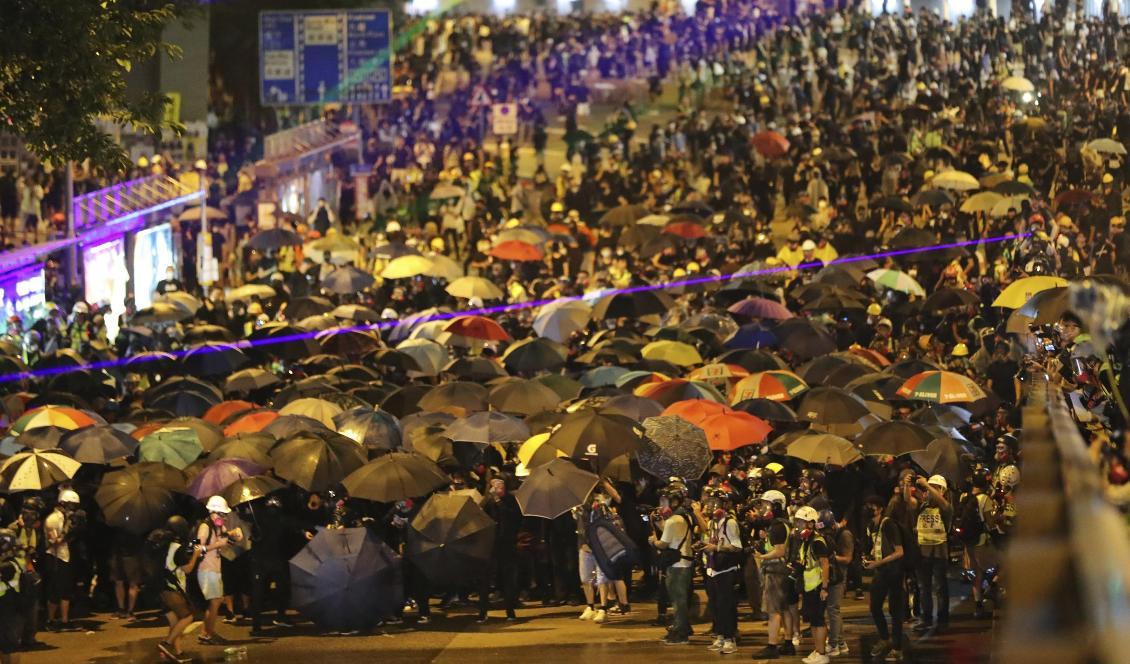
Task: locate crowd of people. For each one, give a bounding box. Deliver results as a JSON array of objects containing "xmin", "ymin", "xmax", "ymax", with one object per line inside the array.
[{"xmin": 1, "ymin": 1, "xmax": 1130, "ymax": 664}]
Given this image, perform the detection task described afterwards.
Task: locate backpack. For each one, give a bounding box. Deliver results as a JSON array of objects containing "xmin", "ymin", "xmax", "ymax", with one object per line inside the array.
[
  {"xmin": 586, "ymin": 507, "xmax": 638, "ymax": 577},
  {"xmin": 954, "ymin": 493, "xmax": 986, "ymax": 544}
]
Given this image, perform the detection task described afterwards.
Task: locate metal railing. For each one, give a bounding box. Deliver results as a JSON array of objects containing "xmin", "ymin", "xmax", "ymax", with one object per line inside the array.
[
  {"xmin": 72, "ymin": 174, "xmax": 200, "ymax": 231},
  {"xmin": 998, "ymin": 376, "xmax": 1130, "ymax": 664}
]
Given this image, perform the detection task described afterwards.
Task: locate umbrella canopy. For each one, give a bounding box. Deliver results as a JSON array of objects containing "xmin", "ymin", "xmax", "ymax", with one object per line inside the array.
[
  {"xmin": 59, "ymin": 425, "xmax": 138, "ymax": 464},
  {"xmin": 661, "ymin": 399, "xmax": 732, "ymax": 426},
  {"xmin": 443, "ymin": 315, "xmax": 510, "ymax": 341},
  {"xmin": 488, "ymin": 379, "xmax": 561, "ymax": 416},
  {"xmin": 1084, "ymin": 138, "xmax": 1127, "ymax": 155},
  {"xmin": 517, "ymin": 432, "xmax": 566, "ymax": 469},
  {"xmin": 406, "ymin": 493, "xmax": 496, "ymax": 587},
  {"xmin": 442, "ymin": 356, "xmax": 507, "ymax": 381},
  {"xmin": 727, "ymin": 297, "xmax": 794, "ymax": 320},
  {"xmin": 333, "ymin": 407, "xmax": 402, "ymax": 451},
  {"xmin": 317, "ymin": 329, "xmax": 382, "ymax": 359},
  {"xmin": 752, "ymin": 130, "xmax": 790, "ymax": 157},
  {"xmin": 394, "ymin": 339, "xmax": 448, "ymax": 376},
  {"xmin": 270, "ymin": 433, "xmax": 367, "ymax": 492},
  {"xmin": 332, "ymin": 304, "xmax": 382, "ymax": 323},
  {"xmin": 597, "ymin": 204, "xmax": 649, "ymax": 226},
  {"xmin": 290, "ymin": 527, "xmax": 402, "ymax": 631},
  {"xmin": 931, "ymin": 170, "xmax": 980, "ymax": 191},
  {"xmin": 226, "ymin": 284, "xmax": 276, "ymax": 303},
  {"xmin": 501, "ymin": 337, "xmax": 568, "ymax": 373},
  {"xmin": 419, "ymin": 382, "xmax": 488, "ymax": 416},
  {"xmin": 322, "ymin": 266, "xmax": 376, "ymax": 294},
  {"xmin": 909, "ymin": 437, "xmax": 965, "ymax": 485},
  {"xmin": 224, "ymin": 368, "xmax": 282, "ymax": 395},
  {"xmin": 591, "ymin": 291, "xmax": 674, "ymax": 320},
  {"xmin": 247, "ymin": 227, "xmax": 303, "ymax": 250},
  {"xmin": 1015, "ymin": 287, "xmax": 1069, "ymax": 325},
  {"xmin": 992, "ymin": 276, "xmax": 1069, "ymax": 308},
  {"xmin": 11, "ymin": 405, "xmax": 100, "ymax": 435},
  {"xmin": 279, "ymin": 398, "xmax": 344, "ymax": 429},
  {"xmin": 896, "ymin": 371, "xmax": 987, "ymax": 404},
  {"xmin": 222, "ymin": 475, "xmax": 285, "ymax": 506},
  {"xmin": 533, "ymin": 299, "xmax": 592, "ymax": 343},
  {"xmin": 342, "ymin": 451, "xmax": 449, "ymax": 502},
  {"xmin": 546, "ymin": 409, "xmax": 642, "ymax": 472},
  {"xmin": 442, "ymin": 411, "xmax": 530, "ymax": 445},
  {"xmin": 689, "ymin": 363, "xmax": 750, "ymax": 383},
  {"xmin": 182, "ymin": 343, "xmax": 249, "ymax": 377},
  {"xmin": 867, "ymin": 269, "xmax": 925, "ymax": 296},
  {"xmin": 138, "ymin": 427, "xmax": 204, "ymax": 469},
  {"xmin": 857, "ymin": 421, "xmax": 935, "ymax": 457},
  {"xmin": 223, "ymin": 410, "xmax": 279, "ymax": 436},
  {"xmin": 698, "ymin": 411, "xmax": 773, "ymax": 451},
  {"xmin": 640, "ymin": 340, "xmax": 703, "ymax": 367},
  {"xmin": 635, "ymin": 379, "xmax": 726, "ymax": 406},
  {"xmin": 446, "ymin": 276, "xmax": 504, "ymax": 300},
  {"xmin": 797, "ymin": 387, "xmax": 873, "ymax": 425},
  {"xmin": 515, "ymin": 458, "xmax": 600, "ymax": 519},
  {"xmin": 187, "ymin": 458, "xmax": 265, "ymax": 500},
  {"xmin": 773, "ymin": 320, "xmax": 837, "ymax": 359},
  {"xmin": 96, "ymin": 462, "xmax": 185, "ymax": 534},
  {"xmin": 203, "ymin": 400, "xmax": 256, "ymax": 426},
  {"xmin": 786, "ymin": 433, "xmax": 862, "ymax": 466},
  {"xmin": 637, "ymin": 416, "xmax": 712, "ymax": 479},
  {"xmin": 211, "ymin": 433, "xmax": 276, "ymax": 467},
  {"xmin": 0, "ymin": 449, "xmax": 81, "ymax": 492},
  {"xmin": 920, "ymin": 287, "xmax": 980, "ymax": 312},
  {"xmin": 382, "ymin": 255, "xmax": 434, "ymax": 280},
  {"xmin": 489, "ymin": 240, "xmax": 543, "ymax": 262},
  {"xmin": 731, "ymin": 370, "xmax": 808, "ymax": 403},
  {"xmin": 535, "ymin": 374, "xmax": 584, "ymax": 402},
  {"xmin": 286, "ymin": 296, "xmax": 335, "ymax": 320},
  {"xmin": 1000, "ymin": 75, "xmax": 1035, "ymax": 92}
]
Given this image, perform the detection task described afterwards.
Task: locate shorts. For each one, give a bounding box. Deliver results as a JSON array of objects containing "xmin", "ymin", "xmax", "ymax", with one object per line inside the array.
[
  {"xmin": 44, "ymin": 557, "xmax": 74, "ymax": 603},
  {"xmin": 578, "ymin": 550, "xmax": 609, "ymax": 586},
  {"xmin": 109, "ymin": 552, "xmax": 144, "ymax": 586},
  {"xmin": 801, "ymin": 588, "xmax": 827, "ymax": 627},
  {"xmin": 197, "ymin": 570, "xmax": 224, "ymax": 601},
  {"xmin": 160, "ymin": 590, "xmax": 194, "ymax": 620},
  {"xmin": 762, "ymin": 572, "xmax": 795, "ymax": 614}
]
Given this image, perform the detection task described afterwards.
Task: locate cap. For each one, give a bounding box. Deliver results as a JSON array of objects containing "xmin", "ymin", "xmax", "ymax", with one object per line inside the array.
[
  {"xmin": 927, "ymin": 475, "xmax": 948, "ymax": 490},
  {"xmin": 794, "ymin": 505, "xmax": 820, "ymax": 522},
  {"xmin": 58, "ymin": 489, "xmax": 80, "ymax": 504},
  {"xmin": 801, "ymin": 239, "xmax": 817, "ymax": 251},
  {"xmin": 867, "ymin": 303, "xmax": 882, "ymax": 316},
  {"xmin": 205, "ymin": 495, "xmax": 232, "ymax": 514},
  {"xmin": 952, "ymin": 343, "xmax": 969, "ymax": 357}
]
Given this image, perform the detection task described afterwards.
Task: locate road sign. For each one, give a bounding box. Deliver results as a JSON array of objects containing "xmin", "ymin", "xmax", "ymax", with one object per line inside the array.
[
  {"xmin": 259, "ymin": 10, "xmax": 392, "ymax": 106},
  {"xmin": 492, "ymin": 103, "xmax": 518, "ymax": 135}
]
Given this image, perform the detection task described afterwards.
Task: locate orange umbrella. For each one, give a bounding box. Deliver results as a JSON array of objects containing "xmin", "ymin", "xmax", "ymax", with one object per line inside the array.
[
  {"xmin": 661, "ymin": 399, "xmax": 733, "ymax": 426},
  {"xmin": 130, "ymin": 421, "xmax": 170, "ymax": 440},
  {"xmin": 203, "ymin": 400, "xmax": 256, "ymax": 426},
  {"xmin": 663, "ymin": 221, "xmax": 707, "ymax": 239},
  {"xmin": 223, "ymin": 411, "xmax": 279, "ymax": 436},
  {"xmin": 443, "ymin": 315, "xmax": 511, "ymax": 341},
  {"xmin": 730, "ymin": 370, "xmax": 809, "ymax": 403},
  {"xmin": 848, "ymin": 346, "xmax": 891, "ymax": 368},
  {"xmin": 895, "ymin": 371, "xmax": 986, "ymax": 404},
  {"xmin": 752, "ymin": 130, "xmax": 790, "ymax": 158},
  {"xmin": 489, "ymin": 240, "xmax": 544, "ymax": 262},
  {"xmin": 699, "ymin": 411, "xmax": 772, "ymax": 451}
]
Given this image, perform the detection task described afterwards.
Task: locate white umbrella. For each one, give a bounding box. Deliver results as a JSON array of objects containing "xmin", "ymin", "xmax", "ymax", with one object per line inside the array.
[
  {"xmin": 533, "ymin": 299, "xmax": 592, "ymax": 343},
  {"xmin": 226, "ymin": 284, "xmax": 277, "ymax": 303},
  {"xmin": 1084, "ymin": 138, "xmax": 1127, "ymax": 156},
  {"xmin": 0, "ymin": 449, "xmax": 81, "ymax": 492},
  {"xmin": 1000, "ymin": 76, "xmax": 1034, "ymax": 93},
  {"xmin": 396, "ymin": 339, "xmax": 448, "ymax": 376}
]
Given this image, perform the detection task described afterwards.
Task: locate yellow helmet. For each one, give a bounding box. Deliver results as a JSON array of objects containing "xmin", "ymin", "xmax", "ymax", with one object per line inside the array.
[
  {"xmin": 951, "ymin": 343, "xmax": 969, "ymax": 357},
  {"xmin": 867, "ymin": 303, "xmax": 882, "ymax": 316},
  {"xmin": 550, "ymin": 202, "xmax": 565, "ymax": 213}
]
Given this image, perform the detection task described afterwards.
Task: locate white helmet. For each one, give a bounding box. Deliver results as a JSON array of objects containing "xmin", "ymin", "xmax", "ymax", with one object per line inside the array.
[
  {"xmin": 793, "ymin": 505, "xmax": 820, "ymax": 523},
  {"xmin": 997, "ymin": 465, "xmax": 1020, "ymax": 489},
  {"xmin": 760, "ymin": 490, "xmax": 787, "ymax": 508},
  {"xmin": 205, "ymin": 495, "xmax": 232, "ymax": 514},
  {"xmin": 927, "ymin": 475, "xmax": 948, "ymax": 491},
  {"xmin": 58, "ymin": 489, "xmax": 80, "ymax": 504}
]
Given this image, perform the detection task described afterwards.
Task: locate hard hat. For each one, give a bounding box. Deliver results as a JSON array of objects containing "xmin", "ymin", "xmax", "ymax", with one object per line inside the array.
[
  {"xmin": 58, "ymin": 489, "xmax": 81, "ymax": 504},
  {"xmin": 194, "ymin": 159, "xmax": 207, "ymax": 170},
  {"xmin": 877, "ymin": 317, "xmax": 893, "ymax": 329},
  {"xmin": 430, "ymin": 237, "xmax": 445, "ymax": 252},
  {"xmin": 1018, "ymin": 163, "xmax": 1029, "ymax": 174},
  {"xmin": 205, "ymin": 495, "xmax": 232, "ymax": 514},
  {"xmin": 137, "ymin": 156, "xmax": 149, "ymax": 168},
  {"xmin": 801, "ymin": 240, "xmax": 817, "ymax": 251},
  {"xmin": 951, "ymin": 343, "xmax": 969, "ymax": 357},
  {"xmin": 1103, "ymin": 172, "xmax": 1114, "ymax": 184},
  {"xmin": 550, "ymin": 202, "xmax": 565, "ymax": 213},
  {"xmin": 927, "ymin": 475, "xmax": 948, "ymax": 490},
  {"xmin": 505, "ymin": 218, "xmax": 521, "ymax": 229},
  {"xmin": 386, "ymin": 221, "xmax": 402, "ymax": 233},
  {"xmin": 686, "ymin": 261, "xmax": 701, "ymax": 273},
  {"xmin": 567, "ymin": 209, "xmax": 580, "ymax": 219},
  {"xmin": 760, "ymin": 490, "xmax": 787, "ymax": 507},
  {"xmin": 997, "ymin": 465, "xmax": 1020, "ymax": 488},
  {"xmin": 867, "ymin": 303, "xmax": 882, "ymax": 316},
  {"xmin": 794, "ymin": 505, "xmax": 820, "ymax": 523},
  {"xmin": 672, "ymin": 268, "xmax": 687, "ymax": 278},
  {"xmin": 923, "ymin": 169, "xmax": 935, "ymax": 180},
  {"xmin": 380, "ymin": 308, "xmax": 399, "ymax": 320},
  {"xmin": 764, "ymin": 462, "xmax": 784, "ymax": 475}
]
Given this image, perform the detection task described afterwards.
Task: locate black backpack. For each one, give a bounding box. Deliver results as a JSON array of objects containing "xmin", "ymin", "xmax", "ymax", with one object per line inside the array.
[{"xmin": 954, "ymin": 493, "xmax": 986, "ymax": 544}]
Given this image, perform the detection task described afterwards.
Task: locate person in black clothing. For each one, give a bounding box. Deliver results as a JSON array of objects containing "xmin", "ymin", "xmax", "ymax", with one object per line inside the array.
[
  {"xmin": 479, "ymin": 477, "xmax": 521, "ymax": 622},
  {"xmin": 863, "ymin": 496, "xmax": 906, "ymax": 662},
  {"xmin": 246, "ymin": 496, "xmax": 299, "ymax": 635}
]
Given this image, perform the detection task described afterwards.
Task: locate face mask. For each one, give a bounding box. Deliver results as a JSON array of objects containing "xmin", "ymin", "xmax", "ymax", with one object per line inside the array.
[
  {"xmin": 799, "ymin": 527, "xmax": 814, "ymax": 540},
  {"xmin": 211, "ymin": 514, "xmax": 225, "ymax": 527},
  {"xmin": 712, "ymin": 508, "xmax": 726, "ymax": 520}
]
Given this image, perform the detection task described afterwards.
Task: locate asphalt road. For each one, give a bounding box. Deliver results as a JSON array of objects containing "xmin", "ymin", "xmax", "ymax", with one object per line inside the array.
[{"xmin": 25, "ymin": 578, "xmax": 992, "ymax": 664}]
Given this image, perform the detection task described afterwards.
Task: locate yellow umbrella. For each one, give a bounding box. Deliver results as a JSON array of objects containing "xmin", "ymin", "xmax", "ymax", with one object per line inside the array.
[
  {"xmin": 1001, "ymin": 76, "xmax": 1035, "ymax": 93},
  {"xmin": 382, "ymin": 255, "xmax": 434, "ymax": 280},
  {"xmin": 424, "ymin": 253, "xmax": 464, "ymax": 281},
  {"xmin": 640, "ymin": 340, "xmax": 704, "ymax": 367},
  {"xmin": 278, "ymin": 398, "xmax": 343, "ymax": 429},
  {"xmin": 517, "ymin": 432, "xmax": 565, "ymax": 469},
  {"xmin": 989, "ymin": 196, "xmax": 1027, "ymax": 218},
  {"xmin": 959, "ymin": 191, "xmax": 1003, "ymax": 213},
  {"xmin": 992, "ymin": 276, "xmax": 1069, "ymax": 308},
  {"xmin": 308, "ymin": 234, "xmax": 362, "ymax": 252},
  {"xmin": 932, "ymin": 170, "xmax": 980, "ymax": 191},
  {"xmin": 445, "ymin": 276, "xmax": 504, "ymax": 300}
]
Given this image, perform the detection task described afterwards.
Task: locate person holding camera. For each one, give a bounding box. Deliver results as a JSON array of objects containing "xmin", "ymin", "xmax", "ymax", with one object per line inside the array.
[
  {"xmin": 0, "ymin": 528, "xmax": 25, "ymax": 664},
  {"xmin": 913, "ymin": 475, "xmax": 952, "ymax": 634},
  {"xmin": 153, "ymin": 515, "xmax": 202, "ymax": 663},
  {"xmin": 648, "ymin": 479, "xmax": 694, "ymax": 646},
  {"xmin": 8, "ymin": 497, "xmax": 43, "ymax": 648},
  {"xmin": 694, "ymin": 487, "xmax": 742, "ymax": 655},
  {"xmin": 197, "ymin": 496, "xmax": 242, "ymax": 645},
  {"xmin": 44, "ymin": 489, "xmax": 81, "ymax": 631}
]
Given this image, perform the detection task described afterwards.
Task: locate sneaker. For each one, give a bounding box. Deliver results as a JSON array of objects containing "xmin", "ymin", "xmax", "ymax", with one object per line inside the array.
[
  {"xmin": 197, "ymin": 634, "xmax": 214, "ymax": 645},
  {"xmin": 272, "ymin": 618, "xmax": 294, "ymax": 628},
  {"xmin": 384, "ymin": 616, "xmax": 403, "ymax": 626},
  {"xmin": 579, "ymin": 606, "xmax": 595, "ymax": 620},
  {"xmin": 792, "ymin": 634, "xmax": 801, "ymax": 647},
  {"xmin": 752, "ymin": 644, "xmax": 780, "ymax": 659},
  {"xmin": 912, "ymin": 620, "xmax": 933, "ymax": 632},
  {"xmin": 780, "ymin": 641, "xmax": 797, "ymax": 656},
  {"xmin": 720, "ymin": 640, "xmax": 737, "ymax": 655},
  {"xmin": 417, "ymin": 616, "xmax": 430, "ymax": 625},
  {"xmin": 870, "ymin": 640, "xmax": 890, "ymax": 658},
  {"xmin": 126, "ymin": 614, "xmax": 140, "ymax": 624},
  {"xmin": 607, "ymin": 605, "xmax": 624, "ymax": 617},
  {"xmin": 825, "ymin": 645, "xmax": 841, "ymax": 657},
  {"xmin": 592, "ymin": 609, "xmax": 607, "ymax": 624},
  {"xmin": 708, "ymin": 636, "xmax": 725, "ymax": 651},
  {"xmin": 830, "ymin": 642, "xmax": 848, "ymax": 657},
  {"xmin": 802, "ymin": 651, "xmax": 830, "ymax": 664},
  {"xmin": 662, "ymin": 636, "xmax": 690, "ymax": 646},
  {"xmin": 476, "ymin": 615, "xmax": 489, "ymax": 624},
  {"xmin": 222, "ymin": 616, "xmax": 238, "ymax": 624},
  {"xmin": 885, "ymin": 649, "xmax": 902, "ymax": 662}
]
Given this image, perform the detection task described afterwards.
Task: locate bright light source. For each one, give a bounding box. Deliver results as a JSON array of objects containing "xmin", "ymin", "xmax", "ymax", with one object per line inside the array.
[{"xmin": 1021, "ymin": 92, "xmax": 1033, "ymax": 103}]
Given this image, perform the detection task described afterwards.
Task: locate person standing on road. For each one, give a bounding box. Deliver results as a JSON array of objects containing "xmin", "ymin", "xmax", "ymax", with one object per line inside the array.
[
  {"xmin": 793, "ymin": 506, "xmax": 831, "ymax": 664},
  {"xmin": 864, "ymin": 496, "xmax": 906, "ymax": 662},
  {"xmin": 913, "ymin": 475, "xmax": 952, "ymax": 634},
  {"xmin": 752, "ymin": 489, "xmax": 797, "ymax": 659},
  {"xmin": 649, "ymin": 480, "xmax": 694, "ymax": 645},
  {"xmin": 44, "ymin": 489, "xmax": 80, "ymax": 631},
  {"xmin": 695, "ymin": 488, "xmax": 742, "ymax": 655},
  {"xmin": 821, "ymin": 509, "xmax": 853, "ymax": 657},
  {"xmin": 0, "ymin": 528, "xmax": 25, "ymax": 664},
  {"xmin": 8, "ymin": 497, "xmax": 43, "ymax": 649},
  {"xmin": 196, "ymin": 496, "xmax": 242, "ymax": 645},
  {"xmin": 152, "ymin": 515, "xmax": 202, "ymax": 663}
]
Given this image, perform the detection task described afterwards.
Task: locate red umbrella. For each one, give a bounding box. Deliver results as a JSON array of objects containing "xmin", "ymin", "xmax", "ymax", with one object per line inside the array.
[
  {"xmin": 443, "ymin": 315, "xmax": 511, "ymax": 341},
  {"xmin": 663, "ymin": 221, "xmax": 707, "ymax": 239},
  {"xmin": 752, "ymin": 130, "xmax": 790, "ymax": 158},
  {"xmin": 490, "ymin": 240, "xmax": 544, "ymax": 262}
]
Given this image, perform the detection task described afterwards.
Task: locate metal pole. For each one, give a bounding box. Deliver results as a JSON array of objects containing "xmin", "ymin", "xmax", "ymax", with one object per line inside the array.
[{"xmin": 65, "ymin": 160, "xmax": 77, "ymax": 287}]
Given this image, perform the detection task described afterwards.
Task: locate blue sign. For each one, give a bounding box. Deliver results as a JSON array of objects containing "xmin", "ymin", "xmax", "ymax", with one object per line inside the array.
[{"xmin": 260, "ymin": 10, "xmax": 392, "ymax": 106}]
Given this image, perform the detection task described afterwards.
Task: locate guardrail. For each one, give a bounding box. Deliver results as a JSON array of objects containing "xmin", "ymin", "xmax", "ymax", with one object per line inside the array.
[{"xmin": 998, "ymin": 376, "xmax": 1130, "ymax": 664}]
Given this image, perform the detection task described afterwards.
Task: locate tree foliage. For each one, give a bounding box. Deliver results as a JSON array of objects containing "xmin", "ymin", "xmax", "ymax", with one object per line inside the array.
[{"xmin": 0, "ymin": 0, "xmax": 194, "ymax": 173}]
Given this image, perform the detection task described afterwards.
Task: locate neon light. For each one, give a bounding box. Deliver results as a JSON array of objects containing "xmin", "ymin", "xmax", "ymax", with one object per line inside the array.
[{"xmin": 0, "ymin": 233, "xmax": 1028, "ymax": 384}]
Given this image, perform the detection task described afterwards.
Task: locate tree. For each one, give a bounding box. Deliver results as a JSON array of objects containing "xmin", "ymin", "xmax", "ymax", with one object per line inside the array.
[{"xmin": 0, "ymin": 0, "xmax": 195, "ymax": 173}]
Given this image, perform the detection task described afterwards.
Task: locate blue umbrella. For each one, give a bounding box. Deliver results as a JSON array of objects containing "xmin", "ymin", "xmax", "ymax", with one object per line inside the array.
[
  {"xmin": 290, "ymin": 527, "xmax": 403, "ymax": 631},
  {"xmin": 725, "ymin": 324, "xmax": 779, "ymax": 350},
  {"xmin": 580, "ymin": 365, "xmax": 631, "ymax": 388}
]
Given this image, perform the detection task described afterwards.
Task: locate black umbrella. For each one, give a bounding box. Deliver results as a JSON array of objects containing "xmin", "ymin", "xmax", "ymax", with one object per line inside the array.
[
  {"xmin": 595, "ymin": 394, "xmax": 663, "ymax": 422},
  {"xmin": 251, "ymin": 324, "xmax": 321, "ymax": 361},
  {"xmin": 322, "ymin": 266, "xmax": 375, "ymax": 294},
  {"xmin": 286, "ymin": 296, "xmax": 335, "ymax": 320},
  {"xmin": 247, "ymin": 228, "xmax": 303, "ymax": 251},
  {"xmin": 16, "ymin": 426, "xmax": 70, "ymax": 450},
  {"xmin": 262, "ymin": 414, "xmax": 331, "ymax": 439},
  {"xmin": 920, "ymin": 287, "xmax": 980, "ymax": 312},
  {"xmin": 598, "ymin": 204, "xmax": 649, "ymax": 226},
  {"xmin": 123, "ymin": 351, "xmax": 179, "ymax": 375},
  {"xmin": 911, "ymin": 189, "xmax": 955, "ymax": 208},
  {"xmin": 442, "ymin": 356, "xmax": 508, "ymax": 382},
  {"xmin": 406, "ymin": 493, "xmax": 495, "ymax": 588},
  {"xmin": 96, "ymin": 462, "xmax": 186, "ymax": 535},
  {"xmin": 222, "ymin": 474, "xmax": 285, "ymax": 506},
  {"xmin": 874, "ymin": 196, "xmax": 913, "ymax": 213},
  {"xmin": 591, "ymin": 290, "xmax": 674, "ymax": 320},
  {"xmin": 773, "ymin": 320, "xmax": 837, "ymax": 360},
  {"xmin": 211, "ymin": 433, "xmax": 276, "ymax": 468},
  {"xmin": 797, "ymin": 387, "xmax": 872, "ymax": 425},
  {"xmin": 333, "ymin": 407, "xmax": 403, "ymax": 451},
  {"xmin": 501, "ymin": 337, "xmax": 568, "ymax": 373},
  {"xmin": 60, "ymin": 425, "xmax": 138, "ymax": 464},
  {"xmin": 991, "ymin": 180, "xmax": 1036, "ymax": 197},
  {"xmin": 145, "ymin": 375, "xmax": 223, "ymax": 403},
  {"xmin": 317, "ymin": 329, "xmax": 382, "ymax": 359},
  {"xmin": 290, "ymin": 527, "xmax": 403, "ymax": 631},
  {"xmin": 362, "ymin": 349, "xmax": 422, "ymax": 374},
  {"xmin": 182, "ymin": 342, "xmax": 249, "ymax": 377},
  {"xmin": 487, "ymin": 379, "xmax": 561, "ymax": 416},
  {"xmin": 342, "ymin": 451, "xmax": 449, "ymax": 502},
  {"xmin": 224, "ymin": 368, "xmax": 282, "ymax": 395},
  {"xmin": 270, "ymin": 433, "xmax": 368, "ymax": 492},
  {"xmin": 857, "ymin": 421, "xmax": 935, "ymax": 457},
  {"xmin": 716, "ymin": 349, "xmax": 788, "ymax": 372},
  {"xmin": 733, "ymin": 398, "xmax": 799, "ymax": 422},
  {"xmin": 419, "ymin": 381, "xmax": 488, "ymax": 415},
  {"xmin": 147, "ymin": 390, "xmax": 218, "ymax": 418},
  {"xmin": 546, "ymin": 409, "xmax": 643, "ymax": 473},
  {"xmin": 381, "ymin": 384, "xmax": 432, "ymax": 418},
  {"xmin": 886, "ymin": 358, "xmax": 943, "ymax": 379},
  {"xmin": 183, "ymin": 324, "xmax": 236, "ymax": 344},
  {"xmin": 637, "ymin": 415, "xmax": 711, "ymax": 480},
  {"xmin": 909, "ymin": 437, "xmax": 965, "ymax": 485},
  {"xmin": 515, "ymin": 458, "xmax": 599, "ymax": 519}
]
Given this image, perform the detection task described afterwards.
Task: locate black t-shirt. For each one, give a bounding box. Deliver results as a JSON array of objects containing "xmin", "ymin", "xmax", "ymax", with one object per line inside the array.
[
  {"xmin": 987, "ymin": 359, "xmax": 1020, "ymax": 404},
  {"xmin": 768, "ymin": 521, "xmax": 789, "ymax": 546},
  {"xmin": 867, "ymin": 517, "xmax": 903, "ymax": 561}
]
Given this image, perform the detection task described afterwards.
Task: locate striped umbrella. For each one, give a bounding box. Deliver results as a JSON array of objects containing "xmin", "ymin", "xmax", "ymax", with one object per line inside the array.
[
  {"xmin": 11, "ymin": 405, "xmax": 101, "ymax": 435},
  {"xmin": 896, "ymin": 371, "xmax": 987, "ymax": 404},
  {"xmin": 689, "ymin": 363, "xmax": 750, "ymax": 383},
  {"xmin": 634, "ymin": 379, "xmax": 727, "ymax": 406},
  {"xmin": 0, "ymin": 449, "xmax": 81, "ymax": 492},
  {"xmin": 730, "ymin": 371, "xmax": 809, "ymax": 403}
]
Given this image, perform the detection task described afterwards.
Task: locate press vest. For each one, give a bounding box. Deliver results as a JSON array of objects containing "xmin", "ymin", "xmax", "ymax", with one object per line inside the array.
[{"xmin": 917, "ymin": 505, "xmax": 948, "ymax": 546}]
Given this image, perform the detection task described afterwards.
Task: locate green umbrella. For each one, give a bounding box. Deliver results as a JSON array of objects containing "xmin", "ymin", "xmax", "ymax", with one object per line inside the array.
[{"xmin": 138, "ymin": 427, "xmax": 204, "ymax": 469}]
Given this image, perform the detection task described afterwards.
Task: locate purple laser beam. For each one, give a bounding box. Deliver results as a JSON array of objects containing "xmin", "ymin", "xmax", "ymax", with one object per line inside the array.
[{"xmin": 2, "ymin": 233, "xmax": 1028, "ymax": 385}]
